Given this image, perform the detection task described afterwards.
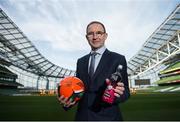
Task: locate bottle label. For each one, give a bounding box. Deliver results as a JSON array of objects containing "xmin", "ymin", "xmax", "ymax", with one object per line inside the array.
[{"xmin": 102, "ymin": 84, "xmax": 115, "ymax": 104}]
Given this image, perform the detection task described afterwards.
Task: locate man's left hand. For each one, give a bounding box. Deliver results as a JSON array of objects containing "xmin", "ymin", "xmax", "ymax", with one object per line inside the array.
[{"xmin": 114, "ymin": 82, "xmax": 125, "ymax": 97}]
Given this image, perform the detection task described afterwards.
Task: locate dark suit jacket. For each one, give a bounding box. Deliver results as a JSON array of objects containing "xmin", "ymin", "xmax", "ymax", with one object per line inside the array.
[{"xmin": 75, "ymin": 49, "xmax": 130, "ymax": 121}]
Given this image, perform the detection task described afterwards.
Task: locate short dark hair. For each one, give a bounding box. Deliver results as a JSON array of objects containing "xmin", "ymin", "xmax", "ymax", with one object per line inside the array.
[{"xmin": 86, "ymin": 21, "xmax": 106, "ymax": 33}]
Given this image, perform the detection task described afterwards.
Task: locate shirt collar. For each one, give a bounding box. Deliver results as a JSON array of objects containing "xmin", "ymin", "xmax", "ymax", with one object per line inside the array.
[{"xmin": 91, "ymin": 45, "xmax": 106, "ymax": 55}]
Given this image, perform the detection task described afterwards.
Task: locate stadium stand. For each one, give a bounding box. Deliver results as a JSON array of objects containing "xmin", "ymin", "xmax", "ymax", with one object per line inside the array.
[
  {"xmin": 128, "ymin": 5, "xmax": 180, "ymax": 75},
  {"xmin": 156, "ymin": 59, "xmax": 180, "ymax": 86},
  {"xmin": 0, "ymin": 65, "xmax": 23, "ymax": 88},
  {"xmin": 0, "ymin": 8, "xmax": 75, "ymax": 90},
  {"xmin": 0, "ymin": 4, "xmax": 179, "ymax": 92},
  {"xmin": 128, "ymin": 4, "xmax": 180, "ymax": 88}
]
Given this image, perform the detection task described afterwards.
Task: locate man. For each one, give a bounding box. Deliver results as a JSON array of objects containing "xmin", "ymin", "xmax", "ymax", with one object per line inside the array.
[{"xmin": 58, "ymin": 21, "xmax": 130, "ymax": 121}]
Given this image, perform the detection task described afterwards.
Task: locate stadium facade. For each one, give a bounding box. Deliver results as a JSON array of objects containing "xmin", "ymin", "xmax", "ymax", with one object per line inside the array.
[
  {"xmin": 0, "ymin": 4, "xmax": 180, "ymax": 90},
  {"xmin": 0, "ymin": 8, "xmax": 75, "ymax": 90},
  {"xmin": 127, "ymin": 4, "xmax": 180, "ymax": 87}
]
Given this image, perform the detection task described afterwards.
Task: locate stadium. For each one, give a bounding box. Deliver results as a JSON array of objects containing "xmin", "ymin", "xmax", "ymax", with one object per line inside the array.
[{"xmin": 0, "ymin": 2, "xmax": 180, "ymax": 121}]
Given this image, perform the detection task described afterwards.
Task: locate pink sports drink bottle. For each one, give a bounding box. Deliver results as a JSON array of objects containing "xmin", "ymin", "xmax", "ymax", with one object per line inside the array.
[{"xmin": 102, "ymin": 65, "xmax": 122, "ymax": 104}]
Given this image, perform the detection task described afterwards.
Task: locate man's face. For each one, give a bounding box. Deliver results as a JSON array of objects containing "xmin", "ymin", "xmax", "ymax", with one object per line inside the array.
[{"xmin": 86, "ymin": 23, "xmax": 107, "ymax": 50}]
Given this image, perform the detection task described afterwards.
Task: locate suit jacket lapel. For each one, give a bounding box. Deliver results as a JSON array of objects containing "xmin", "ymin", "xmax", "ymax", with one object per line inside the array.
[
  {"xmin": 83, "ymin": 54, "xmax": 91, "ymax": 86},
  {"xmin": 92, "ymin": 49, "xmax": 110, "ymax": 81},
  {"xmin": 84, "ymin": 54, "xmax": 90, "ymax": 75}
]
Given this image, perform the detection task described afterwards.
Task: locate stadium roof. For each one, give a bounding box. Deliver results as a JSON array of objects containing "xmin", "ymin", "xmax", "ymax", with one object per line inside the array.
[
  {"xmin": 0, "ymin": 4, "xmax": 179, "ymax": 79},
  {"xmin": 127, "ymin": 4, "xmax": 180, "ymax": 76},
  {"xmin": 0, "ymin": 8, "xmax": 75, "ymax": 78}
]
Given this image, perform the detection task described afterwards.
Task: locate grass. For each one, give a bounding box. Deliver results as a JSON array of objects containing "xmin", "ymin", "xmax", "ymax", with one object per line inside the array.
[
  {"xmin": 0, "ymin": 96, "xmax": 76, "ymax": 121},
  {"xmin": 135, "ymin": 85, "xmax": 180, "ymax": 92},
  {"xmin": 120, "ymin": 93, "xmax": 180, "ymax": 121},
  {"xmin": 0, "ymin": 93, "xmax": 180, "ymax": 121}
]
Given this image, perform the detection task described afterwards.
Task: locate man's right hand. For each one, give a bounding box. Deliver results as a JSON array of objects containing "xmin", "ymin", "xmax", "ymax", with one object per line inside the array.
[{"xmin": 57, "ymin": 95, "xmax": 76, "ymax": 108}]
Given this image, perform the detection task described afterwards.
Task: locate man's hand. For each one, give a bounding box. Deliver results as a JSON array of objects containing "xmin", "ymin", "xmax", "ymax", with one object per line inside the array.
[
  {"xmin": 106, "ymin": 79, "xmax": 125, "ymax": 98},
  {"xmin": 114, "ymin": 82, "xmax": 125, "ymax": 97},
  {"xmin": 57, "ymin": 95, "xmax": 76, "ymax": 108}
]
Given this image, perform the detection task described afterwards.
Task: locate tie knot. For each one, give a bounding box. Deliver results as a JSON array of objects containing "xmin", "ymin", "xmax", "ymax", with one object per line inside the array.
[{"xmin": 91, "ymin": 52, "xmax": 97, "ymax": 56}]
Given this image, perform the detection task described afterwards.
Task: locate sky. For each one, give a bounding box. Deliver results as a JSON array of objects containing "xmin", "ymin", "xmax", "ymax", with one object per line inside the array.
[{"xmin": 0, "ymin": 0, "xmax": 179, "ymax": 71}]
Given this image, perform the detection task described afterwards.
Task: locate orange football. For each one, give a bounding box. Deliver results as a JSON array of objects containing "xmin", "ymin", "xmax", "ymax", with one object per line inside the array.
[{"xmin": 58, "ymin": 76, "xmax": 85, "ymax": 102}]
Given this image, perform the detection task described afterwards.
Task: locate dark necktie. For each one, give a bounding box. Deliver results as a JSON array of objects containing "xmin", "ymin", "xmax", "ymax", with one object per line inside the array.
[{"xmin": 89, "ymin": 52, "xmax": 97, "ymax": 78}]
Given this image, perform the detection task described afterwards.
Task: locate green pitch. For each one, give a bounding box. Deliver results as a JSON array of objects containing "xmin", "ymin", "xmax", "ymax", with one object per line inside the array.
[
  {"xmin": 0, "ymin": 93, "xmax": 180, "ymax": 121},
  {"xmin": 120, "ymin": 93, "xmax": 180, "ymax": 121}
]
